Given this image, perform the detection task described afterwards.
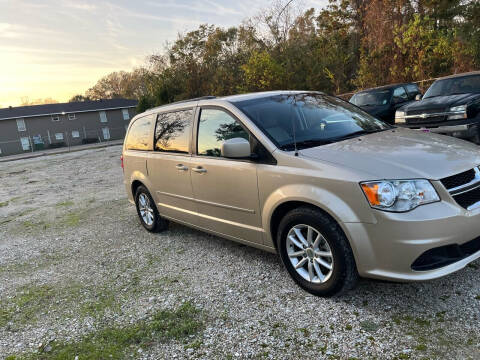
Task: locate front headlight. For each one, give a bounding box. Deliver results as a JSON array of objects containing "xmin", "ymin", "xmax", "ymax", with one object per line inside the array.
[
  {"xmin": 448, "ymin": 104, "xmax": 467, "ymax": 120},
  {"xmin": 360, "ymin": 179, "xmax": 440, "ymax": 212},
  {"xmin": 395, "ymin": 111, "xmax": 406, "ymax": 123}
]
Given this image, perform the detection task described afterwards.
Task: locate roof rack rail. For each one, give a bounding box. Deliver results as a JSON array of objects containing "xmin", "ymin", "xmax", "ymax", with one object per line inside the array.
[{"xmin": 171, "ymin": 96, "xmax": 216, "ymax": 105}]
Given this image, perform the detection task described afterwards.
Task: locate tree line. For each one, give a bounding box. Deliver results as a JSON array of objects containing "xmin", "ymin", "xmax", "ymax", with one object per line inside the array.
[{"xmin": 71, "ymin": 0, "xmax": 480, "ymax": 113}]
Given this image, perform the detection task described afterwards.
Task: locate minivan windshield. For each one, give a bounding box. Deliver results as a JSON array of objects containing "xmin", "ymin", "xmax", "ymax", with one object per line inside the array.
[
  {"xmin": 234, "ymin": 93, "xmax": 391, "ymax": 151},
  {"xmin": 423, "ymin": 74, "xmax": 480, "ymax": 98},
  {"xmin": 350, "ymin": 89, "xmax": 392, "ymax": 106}
]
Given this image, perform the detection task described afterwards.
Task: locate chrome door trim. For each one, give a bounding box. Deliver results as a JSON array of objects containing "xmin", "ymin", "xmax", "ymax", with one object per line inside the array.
[
  {"xmin": 157, "ymin": 191, "xmax": 255, "ymax": 214},
  {"xmin": 158, "ymin": 202, "xmax": 262, "ymax": 231}
]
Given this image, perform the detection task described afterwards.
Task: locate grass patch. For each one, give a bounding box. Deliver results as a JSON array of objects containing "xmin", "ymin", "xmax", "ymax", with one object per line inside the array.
[
  {"xmin": 0, "ymin": 284, "xmax": 59, "ymax": 327},
  {"xmin": 22, "ymin": 219, "xmax": 51, "ymax": 231},
  {"xmin": 359, "ymin": 320, "xmax": 379, "ymax": 332},
  {"xmin": 55, "ymin": 200, "xmax": 74, "ymax": 207},
  {"xmin": 60, "ymin": 211, "xmax": 82, "ymax": 227},
  {"xmin": 8, "ymin": 302, "xmax": 202, "ymax": 360},
  {"xmin": 0, "ymin": 253, "xmax": 63, "ymax": 276},
  {"xmin": 0, "ymin": 201, "xmax": 8, "ymax": 207},
  {"xmin": 1, "ymin": 208, "xmax": 37, "ymax": 226},
  {"xmin": 79, "ymin": 287, "xmax": 118, "ymax": 318}
]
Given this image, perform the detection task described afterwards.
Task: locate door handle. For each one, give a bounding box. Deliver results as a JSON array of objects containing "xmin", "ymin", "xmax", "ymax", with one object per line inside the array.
[
  {"xmin": 192, "ymin": 166, "xmax": 207, "ymax": 173},
  {"xmin": 176, "ymin": 164, "xmax": 188, "ymax": 171}
]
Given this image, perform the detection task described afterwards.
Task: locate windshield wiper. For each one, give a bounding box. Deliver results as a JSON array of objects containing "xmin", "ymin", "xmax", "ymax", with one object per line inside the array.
[
  {"xmin": 280, "ymin": 138, "xmax": 333, "ymax": 151},
  {"xmin": 332, "ymin": 128, "xmax": 388, "ymax": 141},
  {"xmin": 280, "ymin": 129, "xmax": 389, "ymax": 151}
]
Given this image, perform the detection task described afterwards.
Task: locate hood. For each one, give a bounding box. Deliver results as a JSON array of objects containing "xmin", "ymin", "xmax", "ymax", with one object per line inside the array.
[
  {"xmin": 300, "ymin": 128, "xmax": 480, "ymax": 180},
  {"xmin": 402, "ymin": 93, "xmax": 480, "ymax": 113}
]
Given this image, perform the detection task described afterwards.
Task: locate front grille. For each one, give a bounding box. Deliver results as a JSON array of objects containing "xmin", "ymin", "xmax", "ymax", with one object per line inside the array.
[
  {"xmin": 441, "ymin": 168, "xmax": 480, "ymax": 210},
  {"xmin": 406, "ymin": 115, "xmax": 446, "ymax": 125},
  {"xmin": 441, "ymin": 169, "xmax": 476, "ymax": 190},
  {"xmin": 407, "ymin": 108, "xmax": 446, "ymax": 115},
  {"xmin": 453, "ymin": 186, "xmax": 480, "ymax": 209}
]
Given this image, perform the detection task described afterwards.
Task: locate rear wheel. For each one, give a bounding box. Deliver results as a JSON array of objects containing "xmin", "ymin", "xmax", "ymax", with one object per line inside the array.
[
  {"xmin": 135, "ymin": 185, "xmax": 169, "ymax": 232},
  {"xmin": 277, "ymin": 207, "xmax": 358, "ymax": 297}
]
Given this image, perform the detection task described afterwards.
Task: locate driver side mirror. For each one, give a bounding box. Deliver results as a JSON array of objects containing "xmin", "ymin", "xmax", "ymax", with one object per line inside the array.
[
  {"xmin": 221, "ymin": 137, "xmax": 251, "ymax": 158},
  {"xmin": 415, "ymin": 94, "xmax": 422, "ymax": 101}
]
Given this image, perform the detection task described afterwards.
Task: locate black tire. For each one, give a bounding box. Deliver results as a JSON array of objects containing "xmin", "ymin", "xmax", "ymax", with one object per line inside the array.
[
  {"xmin": 277, "ymin": 206, "xmax": 358, "ymax": 297},
  {"xmin": 134, "ymin": 185, "xmax": 169, "ymax": 233}
]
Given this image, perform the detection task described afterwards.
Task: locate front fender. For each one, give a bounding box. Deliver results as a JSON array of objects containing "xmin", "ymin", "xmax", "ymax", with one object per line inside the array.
[{"xmin": 261, "ymin": 183, "xmax": 377, "ymax": 247}]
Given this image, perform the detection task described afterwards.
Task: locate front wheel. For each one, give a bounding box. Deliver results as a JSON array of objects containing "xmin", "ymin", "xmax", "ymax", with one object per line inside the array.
[
  {"xmin": 277, "ymin": 207, "xmax": 358, "ymax": 297},
  {"xmin": 135, "ymin": 185, "xmax": 169, "ymax": 232}
]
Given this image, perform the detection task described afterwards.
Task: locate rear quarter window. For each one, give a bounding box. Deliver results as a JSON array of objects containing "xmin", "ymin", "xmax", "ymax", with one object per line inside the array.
[{"xmin": 125, "ymin": 114, "xmax": 155, "ymax": 151}]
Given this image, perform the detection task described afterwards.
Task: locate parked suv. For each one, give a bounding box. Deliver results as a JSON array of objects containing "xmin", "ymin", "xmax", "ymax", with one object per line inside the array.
[
  {"xmin": 349, "ymin": 83, "xmax": 421, "ymax": 124},
  {"xmin": 395, "ymin": 71, "xmax": 480, "ymax": 144},
  {"xmin": 123, "ymin": 91, "xmax": 480, "ymax": 296}
]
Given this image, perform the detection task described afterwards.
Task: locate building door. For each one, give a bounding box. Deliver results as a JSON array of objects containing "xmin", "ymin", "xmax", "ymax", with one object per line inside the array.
[
  {"xmin": 102, "ymin": 127, "xmax": 110, "ymax": 140},
  {"xmin": 20, "ymin": 137, "xmax": 30, "ymax": 151}
]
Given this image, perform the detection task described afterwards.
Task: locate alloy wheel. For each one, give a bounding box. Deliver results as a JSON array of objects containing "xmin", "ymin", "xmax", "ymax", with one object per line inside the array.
[
  {"xmin": 286, "ymin": 224, "xmax": 334, "ymax": 284},
  {"xmin": 138, "ymin": 193, "xmax": 154, "ymax": 226}
]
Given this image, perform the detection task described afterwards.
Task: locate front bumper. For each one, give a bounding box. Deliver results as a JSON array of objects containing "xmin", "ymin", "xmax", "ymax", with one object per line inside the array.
[
  {"xmin": 397, "ymin": 119, "xmax": 479, "ymax": 139},
  {"xmin": 344, "ymin": 182, "xmax": 480, "ymax": 281}
]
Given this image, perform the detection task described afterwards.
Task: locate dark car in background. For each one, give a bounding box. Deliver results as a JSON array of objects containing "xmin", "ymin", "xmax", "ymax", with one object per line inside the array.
[
  {"xmin": 395, "ymin": 71, "xmax": 480, "ymax": 144},
  {"xmin": 349, "ymin": 83, "xmax": 421, "ymax": 124}
]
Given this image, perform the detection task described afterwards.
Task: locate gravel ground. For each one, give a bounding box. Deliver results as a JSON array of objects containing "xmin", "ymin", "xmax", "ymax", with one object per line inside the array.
[{"xmin": 0, "ymin": 145, "xmax": 479, "ymax": 359}]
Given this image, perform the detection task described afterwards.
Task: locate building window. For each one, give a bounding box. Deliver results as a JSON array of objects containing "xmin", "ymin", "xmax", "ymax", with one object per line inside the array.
[
  {"xmin": 72, "ymin": 130, "xmax": 80, "ymax": 138},
  {"xmin": 16, "ymin": 118, "xmax": 26, "ymax": 132},
  {"xmin": 122, "ymin": 109, "xmax": 130, "ymax": 120},
  {"xmin": 102, "ymin": 127, "xmax": 110, "ymax": 140},
  {"xmin": 68, "ymin": 113, "xmax": 76, "ymax": 120},
  {"xmin": 20, "ymin": 137, "xmax": 30, "ymax": 151},
  {"xmin": 55, "ymin": 133, "xmax": 64, "ymax": 140},
  {"xmin": 52, "ymin": 115, "xmax": 60, "ymax": 122},
  {"xmin": 99, "ymin": 111, "xmax": 107, "ymax": 123}
]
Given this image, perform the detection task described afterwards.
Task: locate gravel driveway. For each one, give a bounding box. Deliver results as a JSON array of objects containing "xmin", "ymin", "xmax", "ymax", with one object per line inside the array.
[{"xmin": 0, "ymin": 145, "xmax": 479, "ymax": 359}]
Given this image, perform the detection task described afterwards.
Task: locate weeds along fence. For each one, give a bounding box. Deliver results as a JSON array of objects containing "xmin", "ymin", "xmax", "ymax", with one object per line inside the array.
[{"xmin": 0, "ymin": 125, "xmax": 127, "ymax": 157}]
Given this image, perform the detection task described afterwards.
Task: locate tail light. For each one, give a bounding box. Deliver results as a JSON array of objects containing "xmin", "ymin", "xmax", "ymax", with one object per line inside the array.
[{"xmin": 120, "ymin": 155, "xmax": 124, "ymax": 170}]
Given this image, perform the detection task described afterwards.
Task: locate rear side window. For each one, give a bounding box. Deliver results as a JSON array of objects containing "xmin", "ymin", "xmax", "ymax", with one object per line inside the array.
[
  {"xmin": 406, "ymin": 84, "xmax": 420, "ymax": 94},
  {"xmin": 197, "ymin": 109, "xmax": 249, "ymax": 157},
  {"xmin": 125, "ymin": 114, "xmax": 154, "ymax": 151},
  {"xmin": 393, "ymin": 86, "xmax": 408, "ymax": 100},
  {"xmin": 155, "ymin": 109, "xmax": 193, "ymax": 153}
]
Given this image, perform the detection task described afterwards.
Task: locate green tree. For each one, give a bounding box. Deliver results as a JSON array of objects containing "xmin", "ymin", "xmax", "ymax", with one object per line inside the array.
[{"xmin": 241, "ymin": 50, "xmax": 285, "ymax": 91}]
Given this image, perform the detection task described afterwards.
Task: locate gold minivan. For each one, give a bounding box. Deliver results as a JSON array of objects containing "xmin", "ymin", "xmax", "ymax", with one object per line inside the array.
[{"xmin": 122, "ymin": 91, "xmax": 480, "ymax": 296}]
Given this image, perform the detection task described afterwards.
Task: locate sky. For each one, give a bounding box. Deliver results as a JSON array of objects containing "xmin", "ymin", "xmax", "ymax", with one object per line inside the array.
[{"xmin": 0, "ymin": 0, "xmax": 327, "ymax": 108}]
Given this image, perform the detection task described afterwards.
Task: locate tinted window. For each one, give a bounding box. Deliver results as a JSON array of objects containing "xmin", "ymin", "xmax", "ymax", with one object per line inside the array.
[
  {"xmin": 350, "ymin": 90, "xmax": 392, "ymax": 106},
  {"xmin": 126, "ymin": 114, "xmax": 154, "ymax": 151},
  {"xmin": 424, "ymin": 75, "xmax": 480, "ymax": 98},
  {"xmin": 393, "ymin": 86, "xmax": 408, "ymax": 100},
  {"xmin": 197, "ymin": 109, "xmax": 249, "ymax": 157},
  {"xmin": 406, "ymin": 84, "xmax": 420, "ymax": 94},
  {"xmin": 235, "ymin": 94, "xmax": 390, "ymax": 151},
  {"xmin": 155, "ymin": 109, "xmax": 193, "ymax": 153}
]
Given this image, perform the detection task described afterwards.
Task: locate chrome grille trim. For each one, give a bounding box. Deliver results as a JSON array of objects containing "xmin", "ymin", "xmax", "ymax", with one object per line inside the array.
[{"xmin": 448, "ymin": 167, "xmax": 480, "ymax": 195}]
